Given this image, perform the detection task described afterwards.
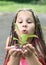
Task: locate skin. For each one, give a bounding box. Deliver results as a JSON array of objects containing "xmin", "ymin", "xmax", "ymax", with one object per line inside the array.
[
  {"xmin": 6, "ymin": 11, "xmax": 42, "ymax": 65},
  {"xmin": 15, "ymin": 11, "xmax": 35, "ymax": 38}
]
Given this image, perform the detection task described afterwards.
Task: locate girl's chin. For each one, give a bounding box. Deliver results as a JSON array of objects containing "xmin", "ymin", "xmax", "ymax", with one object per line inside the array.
[{"xmin": 22, "ymin": 33, "xmax": 28, "ymax": 34}]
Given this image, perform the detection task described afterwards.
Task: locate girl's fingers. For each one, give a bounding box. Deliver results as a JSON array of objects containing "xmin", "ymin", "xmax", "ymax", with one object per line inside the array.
[
  {"xmin": 5, "ymin": 46, "xmax": 24, "ymax": 56},
  {"xmin": 23, "ymin": 44, "xmax": 35, "ymax": 52},
  {"xmin": 12, "ymin": 49, "xmax": 22, "ymax": 57},
  {"xmin": 26, "ymin": 44, "xmax": 34, "ymax": 49},
  {"xmin": 9, "ymin": 48, "xmax": 17, "ymax": 55},
  {"xmin": 9, "ymin": 48, "xmax": 23, "ymax": 56},
  {"xmin": 22, "ymin": 44, "xmax": 35, "ymax": 57},
  {"xmin": 5, "ymin": 46, "xmax": 16, "ymax": 50},
  {"xmin": 23, "ymin": 49, "xmax": 27, "ymax": 54}
]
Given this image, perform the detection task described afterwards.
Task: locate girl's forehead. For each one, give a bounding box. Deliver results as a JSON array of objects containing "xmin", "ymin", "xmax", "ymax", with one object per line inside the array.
[{"xmin": 17, "ymin": 11, "xmax": 33, "ymax": 18}]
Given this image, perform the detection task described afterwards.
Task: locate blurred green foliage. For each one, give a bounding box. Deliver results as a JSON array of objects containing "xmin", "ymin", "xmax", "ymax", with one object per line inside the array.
[
  {"xmin": 0, "ymin": 0, "xmax": 46, "ymax": 4},
  {"xmin": 0, "ymin": 1, "xmax": 46, "ymax": 13}
]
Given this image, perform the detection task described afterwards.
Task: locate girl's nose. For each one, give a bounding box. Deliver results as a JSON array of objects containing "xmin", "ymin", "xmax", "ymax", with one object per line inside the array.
[
  {"xmin": 22, "ymin": 25, "xmax": 27, "ymax": 27},
  {"xmin": 22, "ymin": 22, "xmax": 27, "ymax": 27}
]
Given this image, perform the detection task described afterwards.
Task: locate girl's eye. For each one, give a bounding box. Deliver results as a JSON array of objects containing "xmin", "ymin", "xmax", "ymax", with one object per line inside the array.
[
  {"xmin": 18, "ymin": 21, "xmax": 22, "ymax": 23},
  {"xmin": 27, "ymin": 21, "xmax": 32, "ymax": 24},
  {"xmin": 26, "ymin": 19, "xmax": 32, "ymax": 24}
]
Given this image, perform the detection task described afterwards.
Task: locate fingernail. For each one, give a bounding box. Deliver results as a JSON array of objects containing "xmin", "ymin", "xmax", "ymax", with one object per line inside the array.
[
  {"xmin": 23, "ymin": 45, "xmax": 26, "ymax": 48},
  {"xmin": 25, "ymin": 50, "xmax": 27, "ymax": 52}
]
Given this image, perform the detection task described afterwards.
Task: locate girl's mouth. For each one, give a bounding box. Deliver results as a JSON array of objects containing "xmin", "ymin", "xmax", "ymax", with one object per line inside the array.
[{"xmin": 22, "ymin": 30, "xmax": 28, "ymax": 34}]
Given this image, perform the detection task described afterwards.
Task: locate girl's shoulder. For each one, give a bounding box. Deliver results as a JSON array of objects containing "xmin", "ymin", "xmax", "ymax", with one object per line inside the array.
[{"xmin": 6, "ymin": 35, "xmax": 12, "ymax": 47}]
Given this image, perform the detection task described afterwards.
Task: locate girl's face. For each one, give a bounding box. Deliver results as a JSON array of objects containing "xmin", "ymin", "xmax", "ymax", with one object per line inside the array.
[{"xmin": 15, "ymin": 11, "xmax": 35, "ymax": 36}]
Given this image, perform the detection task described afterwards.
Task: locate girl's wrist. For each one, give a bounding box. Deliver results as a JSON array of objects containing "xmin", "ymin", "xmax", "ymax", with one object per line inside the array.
[
  {"xmin": 26, "ymin": 53, "xmax": 34, "ymax": 59},
  {"xmin": 26, "ymin": 54, "xmax": 42, "ymax": 65},
  {"xmin": 10, "ymin": 54, "xmax": 20, "ymax": 59},
  {"xmin": 8, "ymin": 54, "xmax": 20, "ymax": 65}
]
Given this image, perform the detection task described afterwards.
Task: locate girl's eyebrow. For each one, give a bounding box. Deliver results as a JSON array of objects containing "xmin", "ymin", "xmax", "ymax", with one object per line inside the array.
[
  {"xmin": 18, "ymin": 17, "xmax": 23, "ymax": 20},
  {"xmin": 17, "ymin": 17, "xmax": 34, "ymax": 22},
  {"xmin": 17, "ymin": 18, "xmax": 22, "ymax": 22},
  {"xmin": 26, "ymin": 18, "xmax": 34, "ymax": 21},
  {"xmin": 27, "ymin": 18, "xmax": 31, "ymax": 20}
]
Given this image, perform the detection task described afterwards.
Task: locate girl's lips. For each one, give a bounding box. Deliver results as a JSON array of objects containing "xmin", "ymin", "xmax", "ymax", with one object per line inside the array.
[{"xmin": 22, "ymin": 30, "xmax": 28, "ymax": 34}]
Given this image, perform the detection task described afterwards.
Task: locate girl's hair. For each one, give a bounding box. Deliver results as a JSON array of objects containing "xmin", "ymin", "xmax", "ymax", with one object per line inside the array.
[{"xmin": 4, "ymin": 9, "xmax": 46, "ymax": 65}]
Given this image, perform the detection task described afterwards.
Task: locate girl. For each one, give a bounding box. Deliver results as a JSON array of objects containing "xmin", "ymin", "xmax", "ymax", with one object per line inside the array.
[{"xmin": 4, "ymin": 9, "xmax": 46, "ymax": 65}]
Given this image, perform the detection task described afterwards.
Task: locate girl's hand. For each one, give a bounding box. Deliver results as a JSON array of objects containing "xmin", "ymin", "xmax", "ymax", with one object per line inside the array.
[
  {"xmin": 22, "ymin": 44, "xmax": 35, "ymax": 58},
  {"xmin": 6, "ymin": 46, "xmax": 23, "ymax": 57},
  {"xmin": 6, "ymin": 46, "xmax": 23, "ymax": 65}
]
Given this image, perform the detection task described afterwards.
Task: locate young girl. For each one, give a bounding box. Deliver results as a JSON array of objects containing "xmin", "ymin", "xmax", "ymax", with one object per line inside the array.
[{"xmin": 4, "ymin": 9, "xmax": 46, "ymax": 65}]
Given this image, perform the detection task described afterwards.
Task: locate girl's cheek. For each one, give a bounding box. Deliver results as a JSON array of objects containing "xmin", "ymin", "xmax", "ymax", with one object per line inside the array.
[{"xmin": 28, "ymin": 26, "xmax": 35, "ymax": 34}]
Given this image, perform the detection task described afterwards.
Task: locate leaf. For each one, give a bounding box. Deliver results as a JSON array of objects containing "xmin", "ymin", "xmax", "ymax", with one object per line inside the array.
[
  {"xmin": 13, "ymin": 23, "xmax": 38, "ymax": 47},
  {"xmin": 13, "ymin": 34, "xmax": 38, "ymax": 47},
  {"xmin": 21, "ymin": 34, "xmax": 28, "ymax": 43},
  {"xmin": 13, "ymin": 37, "xmax": 18, "ymax": 41},
  {"xmin": 28, "ymin": 35, "xmax": 38, "ymax": 38},
  {"xmin": 21, "ymin": 34, "xmax": 38, "ymax": 46},
  {"xmin": 14, "ymin": 23, "xmax": 19, "ymax": 30}
]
